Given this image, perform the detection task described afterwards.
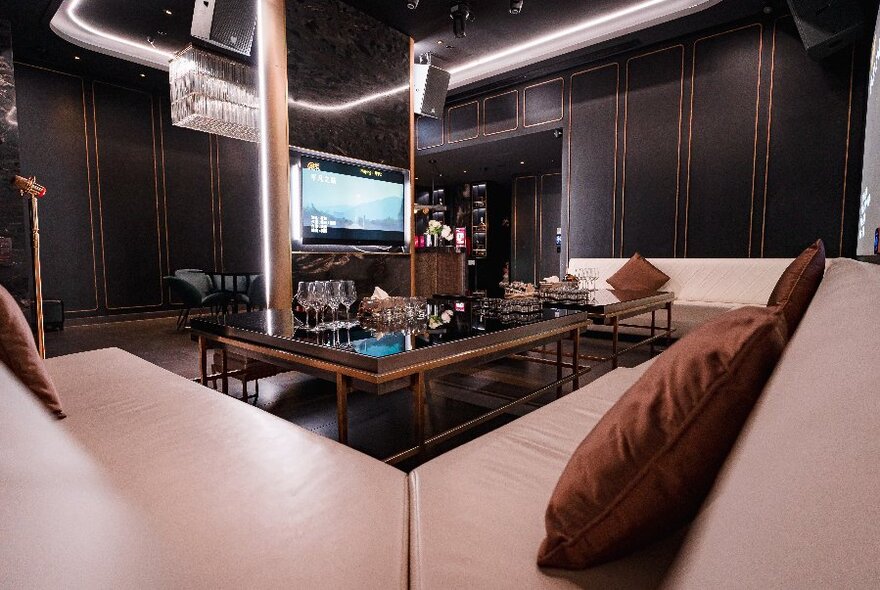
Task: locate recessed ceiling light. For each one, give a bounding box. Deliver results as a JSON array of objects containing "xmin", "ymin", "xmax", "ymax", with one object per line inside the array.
[
  {"xmin": 437, "ymin": 40, "xmax": 444, "ymax": 44},
  {"xmin": 164, "ymin": 8, "xmax": 173, "ymax": 15},
  {"xmin": 463, "ymin": 170, "xmax": 467, "ymax": 173},
  {"xmin": 73, "ymin": 55, "xmax": 81, "ymax": 60},
  {"xmin": 139, "ymin": 73, "xmax": 146, "ymax": 78},
  {"xmin": 520, "ymin": 161, "xmax": 525, "ymax": 165}
]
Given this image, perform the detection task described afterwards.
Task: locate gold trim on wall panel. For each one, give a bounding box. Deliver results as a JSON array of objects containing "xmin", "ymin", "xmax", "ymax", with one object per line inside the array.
[
  {"xmin": 540, "ymin": 173, "xmax": 562, "ymax": 276},
  {"xmin": 92, "ymin": 81, "xmax": 164, "ymax": 310},
  {"xmin": 683, "ymin": 23, "xmax": 763, "ymax": 258},
  {"xmin": 209, "ymin": 134, "xmax": 218, "ymax": 270},
  {"xmin": 523, "ymin": 77, "xmax": 565, "ymax": 128},
  {"xmin": 215, "ymin": 137, "xmax": 225, "ymax": 271},
  {"xmin": 839, "ymin": 47, "xmax": 855, "ymax": 257},
  {"xmin": 416, "ymin": 114, "xmax": 444, "ymax": 150},
  {"xmin": 446, "ymin": 100, "xmax": 480, "ymax": 144},
  {"xmin": 14, "ymin": 63, "xmax": 101, "ymax": 312},
  {"xmin": 567, "ymin": 63, "xmax": 620, "ymax": 258},
  {"xmin": 158, "ymin": 100, "xmax": 171, "ymax": 277},
  {"xmin": 620, "ymin": 45, "xmax": 685, "ymax": 257},
  {"xmin": 482, "ymin": 89, "xmax": 519, "ymax": 136}
]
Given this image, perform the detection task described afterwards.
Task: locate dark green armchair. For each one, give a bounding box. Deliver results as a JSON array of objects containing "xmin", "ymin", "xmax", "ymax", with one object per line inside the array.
[{"xmin": 164, "ymin": 271, "xmax": 232, "ymax": 330}]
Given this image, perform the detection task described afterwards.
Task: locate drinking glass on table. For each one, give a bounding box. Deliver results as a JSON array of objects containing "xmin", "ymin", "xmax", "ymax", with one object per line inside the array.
[
  {"xmin": 296, "ymin": 281, "xmax": 311, "ymax": 327},
  {"xmin": 587, "ymin": 268, "xmax": 599, "ymax": 291},
  {"xmin": 341, "ymin": 281, "xmax": 358, "ymax": 328},
  {"xmin": 328, "ymin": 280, "xmax": 344, "ymax": 329}
]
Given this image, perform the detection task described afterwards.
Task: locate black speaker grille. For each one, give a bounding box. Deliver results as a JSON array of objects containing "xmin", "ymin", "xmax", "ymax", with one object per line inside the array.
[{"xmin": 209, "ymin": 0, "xmax": 257, "ymax": 56}]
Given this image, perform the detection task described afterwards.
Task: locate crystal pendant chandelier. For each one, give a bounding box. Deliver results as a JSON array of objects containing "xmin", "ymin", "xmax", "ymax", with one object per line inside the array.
[{"xmin": 169, "ymin": 44, "xmax": 258, "ymax": 143}]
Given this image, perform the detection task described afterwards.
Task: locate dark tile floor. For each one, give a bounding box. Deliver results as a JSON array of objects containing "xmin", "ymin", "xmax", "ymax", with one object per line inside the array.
[{"xmin": 46, "ymin": 315, "xmax": 663, "ymax": 470}]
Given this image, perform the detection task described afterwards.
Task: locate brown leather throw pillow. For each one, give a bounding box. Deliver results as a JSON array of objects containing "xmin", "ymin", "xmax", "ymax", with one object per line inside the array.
[
  {"xmin": 606, "ymin": 253, "xmax": 670, "ymax": 292},
  {"xmin": 767, "ymin": 239, "xmax": 825, "ymax": 333},
  {"xmin": 0, "ymin": 285, "xmax": 65, "ymax": 418},
  {"xmin": 538, "ymin": 306, "xmax": 788, "ymax": 569}
]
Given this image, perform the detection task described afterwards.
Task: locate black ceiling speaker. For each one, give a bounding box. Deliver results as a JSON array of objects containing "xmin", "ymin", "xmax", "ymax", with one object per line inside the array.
[
  {"xmin": 191, "ymin": 0, "xmax": 257, "ymax": 57},
  {"xmin": 785, "ymin": 0, "xmax": 865, "ymax": 59}
]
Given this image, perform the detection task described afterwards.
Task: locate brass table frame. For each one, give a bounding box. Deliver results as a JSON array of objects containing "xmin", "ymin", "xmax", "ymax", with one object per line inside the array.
[
  {"xmin": 522, "ymin": 294, "xmax": 674, "ymax": 370},
  {"xmin": 192, "ymin": 312, "xmax": 593, "ymax": 464}
]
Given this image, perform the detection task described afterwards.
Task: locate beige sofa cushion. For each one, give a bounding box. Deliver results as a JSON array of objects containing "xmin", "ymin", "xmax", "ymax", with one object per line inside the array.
[
  {"xmin": 410, "ymin": 362, "xmax": 692, "ymax": 590},
  {"xmin": 45, "ymin": 348, "xmax": 409, "ymax": 590},
  {"xmin": 569, "ymin": 258, "xmax": 796, "ymax": 305},
  {"xmin": 0, "ymin": 364, "xmax": 176, "ymax": 588},
  {"xmin": 662, "ymin": 259, "xmax": 880, "ymax": 589}
]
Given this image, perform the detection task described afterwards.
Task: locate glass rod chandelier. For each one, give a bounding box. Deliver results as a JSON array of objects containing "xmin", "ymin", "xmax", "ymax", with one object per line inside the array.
[{"xmin": 169, "ymin": 44, "xmax": 258, "ymax": 143}]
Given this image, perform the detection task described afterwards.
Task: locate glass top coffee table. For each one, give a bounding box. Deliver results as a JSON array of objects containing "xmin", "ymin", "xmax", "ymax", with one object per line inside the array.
[
  {"xmin": 190, "ymin": 301, "xmax": 593, "ymax": 463},
  {"xmin": 539, "ymin": 289, "xmax": 675, "ymax": 369}
]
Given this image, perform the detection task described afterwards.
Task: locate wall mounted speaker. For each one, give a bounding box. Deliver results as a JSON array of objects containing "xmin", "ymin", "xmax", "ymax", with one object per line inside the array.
[
  {"xmin": 786, "ymin": 0, "xmax": 865, "ymax": 59},
  {"xmin": 191, "ymin": 0, "xmax": 257, "ymax": 57},
  {"xmin": 413, "ymin": 64, "xmax": 451, "ymax": 119}
]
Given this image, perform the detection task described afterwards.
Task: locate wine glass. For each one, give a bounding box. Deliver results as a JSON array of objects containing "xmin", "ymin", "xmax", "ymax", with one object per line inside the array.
[
  {"xmin": 295, "ymin": 281, "xmax": 310, "ymax": 327},
  {"xmin": 328, "ymin": 281, "xmax": 344, "ymax": 329},
  {"xmin": 313, "ymin": 281, "xmax": 330, "ymax": 330},
  {"xmin": 587, "ymin": 268, "xmax": 599, "ymax": 291},
  {"xmin": 340, "ymin": 281, "xmax": 357, "ymax": 326}
]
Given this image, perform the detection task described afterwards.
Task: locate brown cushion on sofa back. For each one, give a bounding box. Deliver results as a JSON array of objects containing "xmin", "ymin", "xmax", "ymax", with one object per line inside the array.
[
  {"xmin": 0, "ymin": 285, "xmax": 64, "ymax": 418},
  {"xmin": 606, "ymin": 253, "xmax": 670, "ymax": 292},
  {"xmin": 538, "ymin": 306, "xmax": 788, "ymax": 570},
  {"xmin": 767, "ymin": 239, "xmax": 825, "ymax": 333}
]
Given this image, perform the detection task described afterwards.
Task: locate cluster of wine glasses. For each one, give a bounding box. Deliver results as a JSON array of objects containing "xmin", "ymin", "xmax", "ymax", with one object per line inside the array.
[
  {"xmin": 294, "ymin": 280, "xmax": 358, "ymax": 331},
  {"xmin": 571, "ymin": 267, "xmax": 600, "ymax": 291}
]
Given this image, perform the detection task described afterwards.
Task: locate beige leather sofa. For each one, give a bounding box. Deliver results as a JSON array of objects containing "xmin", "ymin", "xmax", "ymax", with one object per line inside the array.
[
  {"xmin": 4, "ymin": 259, "xmax": 877, "ymax": 588},
  {"xmin": 567, "ymin": 257, "xmax": 810, "ymax": 336}
]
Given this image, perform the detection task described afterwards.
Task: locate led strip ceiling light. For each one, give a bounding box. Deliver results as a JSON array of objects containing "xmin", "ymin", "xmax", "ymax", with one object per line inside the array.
[{"xmin": 51, "ymin": 0, "xmax": 719, "ymax": 110}]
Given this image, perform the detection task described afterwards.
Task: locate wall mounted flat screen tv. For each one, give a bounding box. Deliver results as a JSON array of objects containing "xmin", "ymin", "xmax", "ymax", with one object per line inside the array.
[{"xmin": 291, "ymin": 149, "xmax": 410, "ymax": 252}]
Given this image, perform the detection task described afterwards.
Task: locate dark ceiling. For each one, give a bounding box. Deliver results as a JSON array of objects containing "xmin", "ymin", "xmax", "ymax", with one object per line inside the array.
[{"xmin": 1, "ymin": 0, "xmax": 774, "ymax": 94}]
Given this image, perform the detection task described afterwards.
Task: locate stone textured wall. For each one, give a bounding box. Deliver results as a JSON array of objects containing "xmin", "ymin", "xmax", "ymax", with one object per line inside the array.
[
  {"xmin": 286, "ymin": 0, "xmax": 410, "ymax": 169},
  {"xmin": 0, "ymin": 20, "xmax": 33, "ymax": 322}
]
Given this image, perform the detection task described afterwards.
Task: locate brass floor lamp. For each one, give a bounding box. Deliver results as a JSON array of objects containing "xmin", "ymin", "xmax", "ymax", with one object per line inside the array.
[{"xmin": 11, "ymin": 175, "xmax": 47, "ymax": 359}]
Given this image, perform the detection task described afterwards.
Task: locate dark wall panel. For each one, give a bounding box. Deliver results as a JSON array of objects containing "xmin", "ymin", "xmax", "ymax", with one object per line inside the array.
[
  {"xmin": 539, "ymin": 173, "xmax": 562, "ymax": 279},
  {"xmin": 15, "ymin": 64, "xmax": 98, "ymax": 311},
  {"xmin": 686, "ymin": 25, "xmax": 763, "ymax": 257},
  {"xmin": 524, "ymin": 78, "xmax": 564, "ymax": 127},
  {"xmin": 483, "ymin": 90, "xmax": 518, "ymax": 136},
  {"xmin": 621, "ymin": 46, "xmax": 684, "ymax": 258},
  {"xmin": 568, "ymin": 64, "xmax": 619, "ymax": 258},
  {"xmin": 417, "ymin": 115, "xmax": 444, "ymax": 150},
  {"xmin": 93, "ymin": 82, "xmax": 162, "ymax": 309},
  {"xmin": 512, "ymin": 175, "xmax": 537, "ymax": 283},
  {"xmin": 447, "ymin": 101, "xmax": 479, "ymax": 143},
  {"xmin": 216, "ymin": 136, "xmax": 262, "ymax": 273},
  {"xmin": 159, "ymin": 100, "xmax": 216, "ymax": 275},
  {"xmin": 762, "ymin": 17, "xmax": 854, "ymax": 257}
]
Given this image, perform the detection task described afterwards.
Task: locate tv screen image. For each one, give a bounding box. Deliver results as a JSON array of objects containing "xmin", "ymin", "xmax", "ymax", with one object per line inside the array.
[{"xmin": 295, "ymin": 153, "xmax": 408, "ymax": 249}]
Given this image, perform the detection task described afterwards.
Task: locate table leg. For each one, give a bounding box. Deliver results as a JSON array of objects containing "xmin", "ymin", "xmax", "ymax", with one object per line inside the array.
[
  {"xmin": 612, "ymin": 317, "xmax": 619, "ymax": 370},
  {"xmin": 198, "ymin": 336, "xmax": 208, "ymax": 385},
  {"xmin": 666, "ymin": 302, "xmax": 673, "ymax": 347},
  {"xmin": 571, "ymin": 328, "xmax": 580, "ymax": 391},
  {"xmin": 412, "ymin": 373, "xmax": 426, "ymax": 448},
  {"xmin": 650, "ymin": 310, "xmax": 657, "ymax": 356},
  {"xmin": 220, "ymin": 348, "xmax": 229, "ymax": 394},
  {"xmin": 556, "ymin": 337, "xmax": 564, "ymax": 398},
  {"xmin": 336, "ymin": 374, "xmax": 351, "ymax": 445}
]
